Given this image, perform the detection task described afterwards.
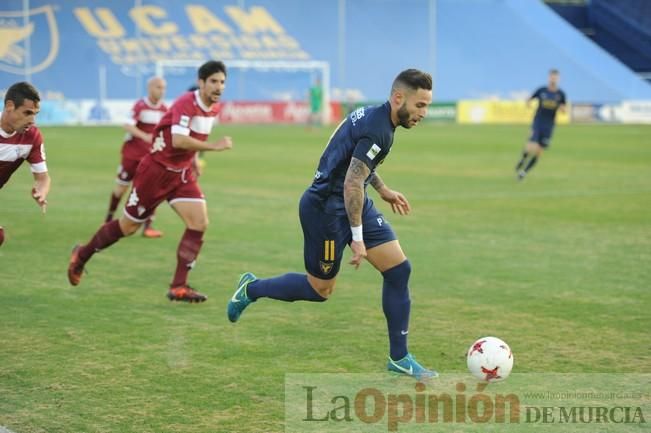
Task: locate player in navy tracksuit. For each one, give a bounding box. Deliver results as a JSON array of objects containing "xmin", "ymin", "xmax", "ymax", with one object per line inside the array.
[
  {"xmin": 228, "ymin": 69, "xmax": 437, "ymax": 379},
  {"xmin": 515, "ymin": 69, "xmax": 567, "ymax": 180}
]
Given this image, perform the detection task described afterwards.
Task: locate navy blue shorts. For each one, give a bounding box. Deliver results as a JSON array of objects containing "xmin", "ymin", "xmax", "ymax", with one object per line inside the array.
[
  {"xmin": 529, "ymin": 126, "xmax": 553, "ymax": 148},
  {"xmin": 299, "ymin": 190, "xmax": 397, "ymax": 279}
]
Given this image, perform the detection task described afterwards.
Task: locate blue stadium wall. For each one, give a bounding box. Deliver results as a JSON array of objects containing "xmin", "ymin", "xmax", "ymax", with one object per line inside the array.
[{"xmin": 1, "ymin": 0, "xmax": 651, "ymax": 103}]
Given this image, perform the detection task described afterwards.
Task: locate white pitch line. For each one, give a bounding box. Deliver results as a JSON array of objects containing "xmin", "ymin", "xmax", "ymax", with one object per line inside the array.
[{"xmin": 0, "ymin": 427, "xmax": 18, "ymax": 433}]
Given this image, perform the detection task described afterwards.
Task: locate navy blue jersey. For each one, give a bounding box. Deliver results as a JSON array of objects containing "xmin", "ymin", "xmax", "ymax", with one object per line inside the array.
[
  {"xmin": 308, "ymin": 101, "xmax": 395, "ymax": 214},
  {"xmin": 531, "ymin": 87, "xmax": 566, "ymax": 129}
]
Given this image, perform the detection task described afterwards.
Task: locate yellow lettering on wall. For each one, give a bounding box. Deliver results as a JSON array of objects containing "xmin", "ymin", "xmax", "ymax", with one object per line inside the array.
[
  {"xmin": 189, "ymin": 34, "xmax": 211, "ymax": 49},
  {"xmin": 121, "ymin": 39, "xmax": 141, "ymax": 53},
  {"xmin": 277, "ymin": 34, "xmax": 299, "ymax": 49},
  {"xmin": 130, "ymin": 6, "xmax": 178, "ymax": 35},
  {"xmin": 74, "ymin": 8, "xmax": 125, "ymax": 38},
  {"xmin": 209, "ymin": 35, "xmax": 232, "ymax": 50},
  {"xmin": 239, "ymin": 34, "xmax": 262, "ymax": 49},
  {"xmin": 260, "ymin": 35, "xmax": 279, "ymax": 49},
  {"xmin": 152, "ymin": 38, "xmax": 173, "ymax": 52},
  {"xmin": 98, "ymin": 39, "xmax": 121, "ymax": 54},
  {"xmin": 171, "ymin": 35, "xmax": 191, "ymax": 50},
  {"xmin": 186, "ymin": 5, "xmax": 233, "ymax": 34},
  {"xmin": 224, "ymin": 6, "xmax": 285, "ymax": 34}
]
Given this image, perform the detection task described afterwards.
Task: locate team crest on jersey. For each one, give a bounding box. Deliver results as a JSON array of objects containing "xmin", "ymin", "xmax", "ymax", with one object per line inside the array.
[
  {"xmin": 0, "ymin": 5, "xmax": 59, "ymax": 75},
  {"xmin": 319, "ymin": 261, "xmax": 334, "ymax": 275}
]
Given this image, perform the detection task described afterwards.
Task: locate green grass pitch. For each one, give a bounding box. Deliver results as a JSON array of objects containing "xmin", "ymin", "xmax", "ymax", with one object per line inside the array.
[{"xmin": 0, "ymin": 123, "xmax": 650, "ymax": 432}]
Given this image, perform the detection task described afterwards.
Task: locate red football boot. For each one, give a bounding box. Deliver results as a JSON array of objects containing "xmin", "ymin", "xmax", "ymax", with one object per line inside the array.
[
  {"xmin": 167, "ymin": 285, "xmax": 207, "ymax": 303},
  {"xmin": 67, "ymin": 244, "xmax": 86, "ymax": 286}
]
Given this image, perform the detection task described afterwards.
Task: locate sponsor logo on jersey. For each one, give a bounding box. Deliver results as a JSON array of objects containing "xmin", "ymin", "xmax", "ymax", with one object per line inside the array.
[
  {"xmin": 350, "ymin": 107, "xmax": 365, "ymax": 126},
  {"xmin": 366, "ymin": 143, "xmax": 381, "ymax": 160}
]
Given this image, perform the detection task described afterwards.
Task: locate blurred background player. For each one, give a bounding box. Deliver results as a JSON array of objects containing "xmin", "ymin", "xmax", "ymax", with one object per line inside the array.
[
  {"xmin": 68, "ymin": 61, "xmax": 233, "ymax": 302},
  {"xmin": 515, "ymin": 69, "xmax": 567, "ymax": 180},
  {"xmin": 227, "ymin": 69, "xmax": 437, "ymax": 380},
  {"xmin": 105, "ymin": 76, "xmax": 167, "ymax": 238},
  {"xmin": 308, "ymin": 77, "xmax": 323, "ymax": 128},
  {"xmin": 0, "ymin": 82, "xmax": 50, "ymax": 247}
]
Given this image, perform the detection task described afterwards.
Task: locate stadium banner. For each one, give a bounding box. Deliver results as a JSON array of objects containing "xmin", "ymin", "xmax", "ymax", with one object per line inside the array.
[
  {"xmin": 37, "ymin": 100, "xmax": 132, "ymax": 125},
  {"xmin": 35, "ymin": 100, "xmax": 343, "ymax": 125},
  {"xmin": 571, "ymin": 102, "xmax": 651, "ymax": 124},
  {"xmin": 219, "ymin": 101, "xmax": 342, "ymax": 124},
  {"xmin": 457, "ymin": 100, "xmax": 570, "ymax": 125},
  {"xmin": 616, "ymin": 101, "xmax": 651, "ymax": 124},
  {"xmin": 427, "ymin": 102, "xmax": 457, "ymax": 122},
  {"xmin": 595, "ymin": 104, "xmax": 620, "ymax": 123},
  {"xmin": 0, "ymin": 0, "xmax": 316, "ymax": 100},
  {"xmin": 570, "ymin": 104, "xmax": 599, "ymax": 123},
  {"xmin": 343, "ymin": 102, "xmax": 457, "ymax": 122},
  {"xmin": 0, "ymin": 0, "xmax": 434, "ymax": 103}
]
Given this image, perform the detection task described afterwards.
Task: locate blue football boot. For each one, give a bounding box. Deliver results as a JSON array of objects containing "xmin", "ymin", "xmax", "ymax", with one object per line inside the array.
[
  {"xmin": 387, "ymin": 353, "xmax": 438, "ymax": 380},
  {"xmin": 227, "ymin": 272, "xmax": 256, "ymax": 322}
]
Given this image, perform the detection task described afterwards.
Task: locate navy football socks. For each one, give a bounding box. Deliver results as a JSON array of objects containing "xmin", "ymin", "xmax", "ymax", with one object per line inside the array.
[
  {"xmin": 247, "ymin": 273, "xmax": 326, "ymax": 302},
  {"xmin": 524, "ymin": 156, "xmax": 538, "ymax": 172},
  {"xmin": 382, "ymin": 260, "xmax": 412, "ymax": 361},
  {"xmin": 516, "ymin": 151, "xmax": 529, "ymax": 170}
]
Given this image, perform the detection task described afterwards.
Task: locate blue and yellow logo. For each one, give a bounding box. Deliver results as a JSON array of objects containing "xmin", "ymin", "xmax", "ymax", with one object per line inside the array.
[{"xmin": 0, "ymin": 5, "xmax": 59, "ymax": 74}]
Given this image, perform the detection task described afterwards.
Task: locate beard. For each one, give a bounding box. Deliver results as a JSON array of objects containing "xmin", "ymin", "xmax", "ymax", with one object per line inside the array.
[{"xmin": 397, "ymin": 103, "xmax": 412, "ymax": 128}]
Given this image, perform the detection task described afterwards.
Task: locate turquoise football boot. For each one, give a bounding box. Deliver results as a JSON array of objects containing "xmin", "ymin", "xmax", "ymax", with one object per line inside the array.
[
  {"xmin": 387, "ymin": 353, "xmax": 438, "ymax": 380},
  {"xmin": 227, "ymin": 272, "xmax": 256, "ymax": 323}
]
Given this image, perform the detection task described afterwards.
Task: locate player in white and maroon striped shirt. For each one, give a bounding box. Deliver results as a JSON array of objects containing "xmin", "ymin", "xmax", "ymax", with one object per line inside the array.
[
  {"xmin": 0, "ymin": 82, "xmax": 50, "ymax": 247},
  {"xmin": 69, "ymin": 61, "xmax": 232, "ymax": 303},
  {"xmin": 105, "ymin": 76, "xmax": 168, "ymax": 238}
]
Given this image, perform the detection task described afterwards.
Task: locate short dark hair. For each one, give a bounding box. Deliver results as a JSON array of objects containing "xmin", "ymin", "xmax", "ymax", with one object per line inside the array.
[
  {"xmin": 549, "ymin": 68, "xmax": 560, "ymax": 75},
  {"xmin": 5, "ymin": 82, "xmax": 40, "ymax": 108},
  {"xmin": 198, "ymin": 61, "xmax": 227, "ymax": 81},
  {"xmin": 392, "ymin": 69, "xmax": 432, "ymax": 93}
]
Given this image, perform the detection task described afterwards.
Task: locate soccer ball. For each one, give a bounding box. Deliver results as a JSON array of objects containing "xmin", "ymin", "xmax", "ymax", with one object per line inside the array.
[{"xmin": 466, "ymin": 336, "xmax": 513, "ymax": 382}]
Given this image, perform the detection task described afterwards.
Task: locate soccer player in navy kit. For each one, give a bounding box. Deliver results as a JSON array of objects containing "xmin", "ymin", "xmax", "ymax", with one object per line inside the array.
[
  {"xmin": 515, "ymin": 69, "xmax": 567, "ymax": 180},
  {"xmin": 228, "ymin": 69, "xmax": 437, "ymax": 379}
]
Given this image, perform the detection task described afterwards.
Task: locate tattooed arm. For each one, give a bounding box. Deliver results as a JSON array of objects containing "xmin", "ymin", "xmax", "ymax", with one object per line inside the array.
[
  {"xmin": 344, "ymin": 157, "xmax": 370, "ymax": 269},
  {"xmin": 369, "ymin": 171, "xmax": 412, "ymax": 216},
  {"xmin": 344, "ymin": 157, "xmax": 371, "ymax": 227},
  {"xmin": 368, "ymin": 172, "xmax": 386, "ymax": 193}
]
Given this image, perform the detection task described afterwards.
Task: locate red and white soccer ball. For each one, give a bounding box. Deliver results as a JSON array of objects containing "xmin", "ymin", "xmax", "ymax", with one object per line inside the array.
[{"xmin": 466, "ymin": 336, "xmax": 513, "ymax": 382}]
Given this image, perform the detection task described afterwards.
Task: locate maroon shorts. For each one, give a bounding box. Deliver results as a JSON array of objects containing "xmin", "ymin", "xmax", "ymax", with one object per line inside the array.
[
  {"xmin": 115, "ymin": 156, "xmax": 141, "ymax": 185},
  {"xmin": 123, "ymin": 155, "xmax": 204, "ymax": 223}
]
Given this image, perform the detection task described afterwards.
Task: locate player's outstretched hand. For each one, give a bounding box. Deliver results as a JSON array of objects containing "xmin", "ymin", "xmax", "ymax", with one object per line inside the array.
[
  {"xmin": 211, "ymin": 136, "xmax": 233, "ymax": 151},
  {"xmin": 349, "ymin": 240, "xmax": 367, "ymax": 269},
  {"xmin": 380, "ymin": 189, "xmax": 411, "ymax": 215},
  {"xmin": 31, "ymin": 187, "xmax": 47, "ymax": 214}
]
